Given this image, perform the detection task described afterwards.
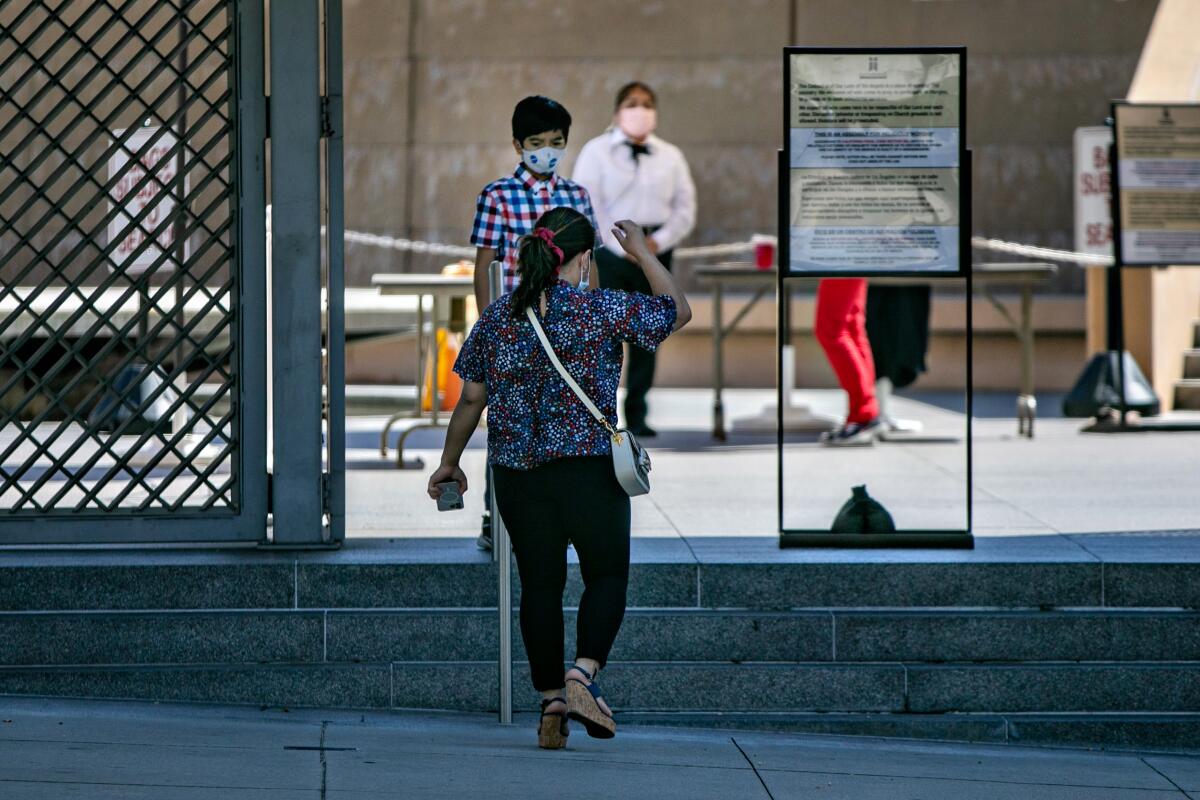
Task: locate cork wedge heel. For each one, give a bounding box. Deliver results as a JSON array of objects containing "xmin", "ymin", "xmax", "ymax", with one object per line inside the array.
[
  {"xmin": 565, "ymin": 666, "xmax": 616, "ymax": 739},
  {"xmin": 538, "ymin": 697, "xmax": 569, "ymax": 749}
]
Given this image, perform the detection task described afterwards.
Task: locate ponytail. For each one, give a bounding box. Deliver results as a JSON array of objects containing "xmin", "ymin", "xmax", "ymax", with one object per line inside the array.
[{"xmin": 510, "ymin": 207, "xmax": 595, "ymax": 318}]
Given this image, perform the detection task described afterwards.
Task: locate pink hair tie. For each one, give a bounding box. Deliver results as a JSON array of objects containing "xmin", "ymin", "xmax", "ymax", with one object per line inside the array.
[{"xmin": 532, "ymin": 227, "xmax": 565, "ymax": 268}]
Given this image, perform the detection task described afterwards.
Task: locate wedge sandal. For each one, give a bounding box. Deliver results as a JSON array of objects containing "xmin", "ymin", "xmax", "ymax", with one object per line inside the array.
[
  {"xmin": 538, "ymin": 696, "xmax": 569, "ymax": 749},
  {"xmin": 565, "ymin": 666, "xmax": 616, "ymax": 739}
]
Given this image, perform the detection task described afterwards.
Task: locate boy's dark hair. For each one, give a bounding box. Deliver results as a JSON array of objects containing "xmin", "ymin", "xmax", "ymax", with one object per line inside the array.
[
  {"xmin": 511, "ymin": 207, "xmax": 594, "ymax": 318},
  {"xmin": 615, "ymin": 81, "xmax": 656, "ymax": 109},
  {"xmin": 512, "ymin": 96, "xmax": 572, "ymax": 143}
]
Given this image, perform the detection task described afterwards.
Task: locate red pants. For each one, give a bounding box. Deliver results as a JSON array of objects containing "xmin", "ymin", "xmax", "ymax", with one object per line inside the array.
[{"xmin": 815, "ymin": 279, "xmax": 878, "ymax": 425}]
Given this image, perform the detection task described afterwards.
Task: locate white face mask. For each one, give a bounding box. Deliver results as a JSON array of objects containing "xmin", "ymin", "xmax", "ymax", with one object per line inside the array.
[
  {"xmin": 576, "ymin": 254, "xmax": 591, "ymax": 291},
  {"xmin": 617, "ymin": 106, "xmax": 657, "ymax": 141},
  {"xmin": 522, "ymin": 146, "xmax": 564, "ymax": 175}
]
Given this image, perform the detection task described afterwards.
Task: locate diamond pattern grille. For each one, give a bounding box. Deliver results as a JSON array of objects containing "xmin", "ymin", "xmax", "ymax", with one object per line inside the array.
[{"xmin": 0, "ymin": 0, "xmax": 241, "ymax": 515}]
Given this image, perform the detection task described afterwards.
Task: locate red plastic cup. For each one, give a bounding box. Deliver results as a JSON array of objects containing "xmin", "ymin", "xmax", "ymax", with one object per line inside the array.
[{"xmin": 752, "ymin": 236, "xmax": 775, "ymax": 270}]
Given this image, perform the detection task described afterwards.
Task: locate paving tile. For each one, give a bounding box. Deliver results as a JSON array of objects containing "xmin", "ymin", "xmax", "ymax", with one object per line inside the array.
[
  {"xmin": 297, "ymin": 563, "xmax": 497, "ymax": 608},
  {"xmin": 834, "ymin": 611, "xmax": 1200, "ymax": 662},
  {"xmin": 1143, "ymin": 755, "xmax": 1200, "ymax": 791},
  {"xmin": 0, "ymin": 664, "xmax": 392, "ymax": 709},
  {"xmin": 323, "ymin": 750, "xmax": 764, "ymax": 800},
  {"xmin": 759, "ymin": 769, "xmax": 1183, "ymax": 800},
  {"xmin": 327, "ymin": 610, "xmax": 498, "ymax": 662},
  {"xmin": 908, "ymin": 664, "xmax": 1200, "ymax": 713},
  {"xmin": 0, "ymin": 737, "xmax": 320, "ymax": 792},
  {"xmin": 617, "ymin": 711, "xmax": 1007, "ymax": 743},
  {"xmin": 0, "ymin": 611, "xmax": 324, "ymax": 666},
  {"xmin": 739, "ymin": 734, "xmax": 1174, "ymax": 790},
  {"xmin": 698, "ymin": 562, "xmax": 1101, "ymax": 609},
  {"xmin": 1105, "ymin": 564, "xmax": 1200, "ymax": 608},
  {"xmin": 1007, "ymin": 715, "xmax": 1200, "ymax": 754},
  {"xmin": 0, "ymin": 564, "xmax": 295, "ymax": 611}
]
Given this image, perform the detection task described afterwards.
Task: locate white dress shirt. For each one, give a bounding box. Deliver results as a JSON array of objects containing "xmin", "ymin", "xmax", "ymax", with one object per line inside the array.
[{"xmin": 571, "ymin": 127, "xmax": 697, "ymax": 257}]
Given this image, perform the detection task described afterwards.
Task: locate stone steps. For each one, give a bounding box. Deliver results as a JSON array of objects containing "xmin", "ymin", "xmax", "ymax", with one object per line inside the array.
[
  {"xmin": 1, "ymin": 661, "xmax": 1197, "ymax": 716},
  {"xmin": 1174, "ymin": 378, "xmax": 1200, "ymax": 410},
  {"xmin": 4, "ymin": 558, "xmax": 1198, "ymax": 611},
  {"xmin": 1183, "ymin": 349, "xmax": 1200, "ymax": 379},
  {"xmin": 2, "ymin": 549, "xmax": 1198, "ymax": 750},
  {"xmin": 3, "ymin": 609, "xmax": 1198, "ymax": 666}
]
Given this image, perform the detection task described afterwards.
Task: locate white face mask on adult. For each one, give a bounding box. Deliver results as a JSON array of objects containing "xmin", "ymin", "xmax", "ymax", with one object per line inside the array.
[
  {"xmin": 616, "ymin": 106, "xmax": 657, "ymax": 141},
  {"xmin": 522, "ymin": 146, "xmax": 564, "ymax": 175}
]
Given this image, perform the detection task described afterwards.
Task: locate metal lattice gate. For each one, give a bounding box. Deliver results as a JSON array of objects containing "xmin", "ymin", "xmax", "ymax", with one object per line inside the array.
[{"xmin": 0, "ymin": 0, "xmax": 267, "ymax": 543}]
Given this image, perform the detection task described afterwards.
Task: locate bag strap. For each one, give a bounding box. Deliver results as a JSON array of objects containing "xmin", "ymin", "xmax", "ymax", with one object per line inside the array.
[{"xmin": 525, "ymin": 305, "xmax": 618, "ymax": 438}]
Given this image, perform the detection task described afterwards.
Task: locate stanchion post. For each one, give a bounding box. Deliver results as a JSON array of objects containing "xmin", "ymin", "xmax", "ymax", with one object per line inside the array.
[{"xmin": 488, "ymin": 260, "xmax": 513, "ymax": 725}]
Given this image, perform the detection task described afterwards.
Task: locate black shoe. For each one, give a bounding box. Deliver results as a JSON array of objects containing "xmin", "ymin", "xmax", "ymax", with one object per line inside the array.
[
  {"xmin": 818, "ymin": 417, "xmax": 881, "ymax": 447},
  {"xmin": 476, "ymin": 513, "xmax": 493, "ymax": 551},
  {"xmin": 628, "ymin": 423, "xmax": 657, "ymax": 438}
]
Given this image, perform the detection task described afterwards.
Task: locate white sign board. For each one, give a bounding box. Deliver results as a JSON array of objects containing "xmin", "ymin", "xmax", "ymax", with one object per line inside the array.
[
  {"xmin": 1114, "ymin": 104, "xmax": 1200, "ymax": 266},
  {"xmin": 107, "ymin": 126, "xmax": 186, "ymax": 276},
  {"xmin": 786, "ymin": 49, "xmax": 964, "ymax": 274},
  {"xmin": 1073, "ymin": 126, "xmax": 1112, "ymax": 259}
]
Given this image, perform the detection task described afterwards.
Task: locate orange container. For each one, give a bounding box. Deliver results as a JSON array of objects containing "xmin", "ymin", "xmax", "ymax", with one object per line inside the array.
[{"xmin": 422, "ymin": 328, "xmax": 463, "ymax": 412}]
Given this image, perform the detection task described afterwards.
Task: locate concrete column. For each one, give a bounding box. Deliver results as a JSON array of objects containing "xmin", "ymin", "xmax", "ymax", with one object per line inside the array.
[
  {"xmin": 1089, "ymin": 0, "xmax": 1200, "ymax": 411},
  {"xmin": 269, "ymin": 0, "xmax": 325, "ymax": 542}
]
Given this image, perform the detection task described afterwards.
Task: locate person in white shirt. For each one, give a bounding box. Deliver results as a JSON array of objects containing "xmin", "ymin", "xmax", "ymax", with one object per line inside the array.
[{"xmin": 572, "ymin": 81, "xmax": 697, "ymax": 437}]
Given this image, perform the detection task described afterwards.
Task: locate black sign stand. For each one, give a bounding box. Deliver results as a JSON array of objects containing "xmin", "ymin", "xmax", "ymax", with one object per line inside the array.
[{"xmin": 778, "ymin": 46, "xmax": 973, "ymax": 549}]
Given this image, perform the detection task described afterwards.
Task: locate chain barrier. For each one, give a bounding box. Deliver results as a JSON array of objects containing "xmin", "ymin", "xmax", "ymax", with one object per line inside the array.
[
  {"xmin": 969, "ymin": 236, "xmax": 1113, "ymax": 266},
  {"xmin": 280, "ymin": 208, "xmax": 1116, "ymax": 268}
]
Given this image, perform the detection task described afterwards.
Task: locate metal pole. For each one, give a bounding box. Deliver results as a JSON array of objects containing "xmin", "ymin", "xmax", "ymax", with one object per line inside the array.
[
  {"xmin": 324, "ymin": 0, "xmax": 346, "ymax": 543},
  {"xmin": 1107, "ymin": 139, "xmax": 1128, "ymax": 427},
  {"xmin": 171, "ymin": 5, "xmax": 189, "ymax": 442},
  {"xmin": 489, "ymin": 259, "xmax": 512, "ymax": 725},
  {"xmin": 269, "ymin": 0, "xmax": 324, "ymax": 544}
]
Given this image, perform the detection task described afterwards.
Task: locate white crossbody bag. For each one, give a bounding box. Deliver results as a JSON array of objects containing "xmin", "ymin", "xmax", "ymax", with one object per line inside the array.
[{"xmin": 526, "ymin": 306, "xmax": 651, "ymax": 496}]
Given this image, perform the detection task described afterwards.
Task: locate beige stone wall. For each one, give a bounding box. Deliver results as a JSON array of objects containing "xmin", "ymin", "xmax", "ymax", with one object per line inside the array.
[{"xmin": 344, "ymin": 0, "xmax": 1157, "ymax": 291}]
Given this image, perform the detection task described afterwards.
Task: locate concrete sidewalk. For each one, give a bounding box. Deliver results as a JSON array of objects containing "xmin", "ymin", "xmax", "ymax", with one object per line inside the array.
[
  {"xmin": 347, "ymin": 388, "xmax": 1200, "ymax": 541},
  {"xmin": 0, "ymin": 697, "xmax": 1196, "ymax": 799}
]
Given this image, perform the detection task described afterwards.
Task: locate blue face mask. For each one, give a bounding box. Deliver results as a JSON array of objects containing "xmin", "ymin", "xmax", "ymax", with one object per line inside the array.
[{"xmin": 522, "ymin": 146, "xmax": 564, "ymax": 175}]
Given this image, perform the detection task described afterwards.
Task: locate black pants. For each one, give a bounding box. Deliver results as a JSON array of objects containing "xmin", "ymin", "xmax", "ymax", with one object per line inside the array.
[
  {"xmin": 492, "ymin": 456, "xmax": 631, "ymax": 692},
  {"xmin": 596, "ymin": 245, "xmax": 673, "ymax": 429}
]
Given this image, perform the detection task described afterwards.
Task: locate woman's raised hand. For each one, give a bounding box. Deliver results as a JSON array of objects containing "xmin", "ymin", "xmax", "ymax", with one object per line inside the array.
[{"xmin": 611, "ymin": 220, "xmax": 651, "ymax": 261}]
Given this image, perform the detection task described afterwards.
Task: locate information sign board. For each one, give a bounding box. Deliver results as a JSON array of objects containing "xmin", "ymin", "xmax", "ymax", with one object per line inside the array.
[
  {"xmin": 785, "ymin": 48, "xmax": 966, "ymax": 275},
  {"xmin": 107, "ymin": 125, "xmax": 187, "ymax": 276},
  {"xmin": 1074, "ymin": 126, "xmax": 1113, "ymax": 259},
  {"xmin": 1112, "ymin": 103, "xmax": 1200, "ymax": 266}
]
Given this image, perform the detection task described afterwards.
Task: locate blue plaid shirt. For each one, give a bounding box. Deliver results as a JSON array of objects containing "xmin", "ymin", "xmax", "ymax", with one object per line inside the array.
[{"xmin": 470, "ymin": 164, "xmax": 599, "ymax": 292}]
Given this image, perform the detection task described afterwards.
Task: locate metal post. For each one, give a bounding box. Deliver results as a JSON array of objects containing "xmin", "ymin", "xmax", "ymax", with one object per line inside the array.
[
  {"xmin": 489, "ymin": 259, "xmax": 513, "ymax": 725},
  {"xmin": 324, "ymin": 0, "xmax": 346, "ymax": 543},
  {"xmin": 711, "ymin": 280, "xmax": 724, "ymax": 440},
  {"xmin": 269, "ymin": 0, "xmax": 324, "ymax": 544}
]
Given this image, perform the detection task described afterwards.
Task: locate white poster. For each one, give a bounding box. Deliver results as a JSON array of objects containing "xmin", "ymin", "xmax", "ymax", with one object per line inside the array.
[
  {"xmin": 787, "ymin": 50, "xmax": 963, "ymax": 274},
  {"xmin": 1114, "ymin": 104, "xmax": 1200, "ymax": 266},
  {"xmin": 1073, "ymin": 126, "xmax": 1113, "ymax": 259},
  {"xmin": 107, "ymin": 125, "xmax": 187, "ymax": 276}
]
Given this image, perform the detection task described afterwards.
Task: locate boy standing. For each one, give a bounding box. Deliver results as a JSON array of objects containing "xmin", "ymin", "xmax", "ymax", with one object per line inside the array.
[
  {"xmin": 469, "ymin": 96, "xmax": 599, "ymax": 550},
  {"xmin": 471, "ymin": 96, "xmax": 599, "ymax": 313}
]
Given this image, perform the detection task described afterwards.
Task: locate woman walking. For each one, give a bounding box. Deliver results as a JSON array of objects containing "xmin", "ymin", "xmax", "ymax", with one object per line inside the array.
[{"xmin": 427, "ymin": 207, "xmax": 691, "ymax": 749}]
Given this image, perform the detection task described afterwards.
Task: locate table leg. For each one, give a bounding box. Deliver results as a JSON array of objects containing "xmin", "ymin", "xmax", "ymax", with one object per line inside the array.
[
  {"xmin": 431, "ymin": 295, "xmax": 442, "ymax": 426},
  {"xmin": 1018, "ymin": 284, "xmax": 1036, "ymax": 439},
  {"xmin": 414, "ymin": 295, "xmax": 426, "ymax": 419},
  {"xmin": 712, "ymin": 282, "xmax": 725, "ymax": 441}
]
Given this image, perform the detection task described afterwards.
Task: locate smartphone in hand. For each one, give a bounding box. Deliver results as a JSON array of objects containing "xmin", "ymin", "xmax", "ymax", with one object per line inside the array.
[{"xmin": 436, "ymin": 481, "xmax": 464, "ymax": 512}]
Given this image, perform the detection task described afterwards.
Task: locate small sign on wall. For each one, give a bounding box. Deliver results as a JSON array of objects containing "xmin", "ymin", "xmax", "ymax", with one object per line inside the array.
[
  {"xmin": 1073, "ymin": 126, "xmax": 1113, "ymax": 260},
  {"xmin": 107, "ymin": 125, "xmax": 188, "ymax": 276},
  {"xmin": 1112, "ymin": 103, "xmax": 1200, "ymax": 266}
]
